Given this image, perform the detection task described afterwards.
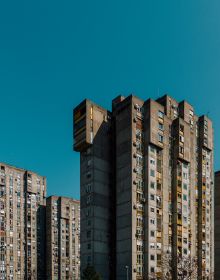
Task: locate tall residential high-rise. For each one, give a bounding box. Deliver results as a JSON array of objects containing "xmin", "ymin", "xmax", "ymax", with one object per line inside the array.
[
  {"xmin": 46, "ymin": 196, "xmax": 80, "ymax": 280},
  {"xmin": 74, "ymin": 100, "xmax": 114, "ymax": 279},
  {"xmin": 0, "ymin": 162, "xmax": 46, "ymax": 280},
  {"xmin": 73, "ymin": 94, "xmax": 214, "ymax": 280},
  {"xmin": 215, "ymin": 171, "xmax": 220, "ymax": 278}
]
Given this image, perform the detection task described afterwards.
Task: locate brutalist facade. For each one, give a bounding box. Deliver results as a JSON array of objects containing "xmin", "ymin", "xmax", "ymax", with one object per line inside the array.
[
  {"xmin": 46, "ymin": 196, "xmax": 80, "ymax": 280},
  {"xmin": 73, "ymin": 94, "xmax": 214, "ymax": 280},
  {"xmin": 0, "ymin": 162, "xmax": 46, "ymax": 280}
]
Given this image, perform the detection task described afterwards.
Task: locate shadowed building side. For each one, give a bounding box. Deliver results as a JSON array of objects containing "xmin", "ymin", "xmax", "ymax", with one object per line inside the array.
[{"xmin": 73, "ymin": 99, "xmax": 115, "ymax": 280}]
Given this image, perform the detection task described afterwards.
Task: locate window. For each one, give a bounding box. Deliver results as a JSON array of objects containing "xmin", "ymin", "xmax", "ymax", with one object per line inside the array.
[
  {"xmin": 137, "ymin": 155, "xmax": 143, "ymax": 166},
  {"xmin": 150, "ymin": 231, "xmax": 155, "ymax": 237},
  {"xmin": 150, "ymin": 159, "xmax": 155, "ymax": 165},
  {"xmin": 150, "ymin": 194, "xmax": 155, "ymax": 201},
  {"xmin": 150, "ymin": 182, "xmax": 155, "ymax": 189},
  {"xmin": 183, "ymin": 248, "xmax": 187, "ymax": 255},
  {"xmin": 158, "ymin": 111, "xmax": 164, "ymax": 119},
  {"xmin": 150, "ymin": 254, "xmax": 155, "ymax": 261},
  {"xmin": 183, "ymin": 184, "xmax": 187, "ymax": 190},
  {"xmin": 150, "ymin": 146, "xmax": 155, "ymax": 153},
  {"xmin": 183, "ymin": 194, "xmax": 187, "ymax": 201},
  {"xmin": 158, "ymin": 134, "xmax": 164, "ymax": 143},
  {"xmin": 157, "ymin": 182, "xmax": 162, "ymax": 191},
  {"xmin": 137, "ymin": 254, "xmax": 144, "ymax": 265},
  {"xmin": 137, "ymin": 142, "xmax": 143, "ymax": 153},
  {"xmin": 86, "ymin": 184, "xmax": 92, "ymax": 193},
  {"xmin": 137, "ymin": 180, "xmax": 144, "ymax": 190},
  {"xmin": 87, "ymin": 231, "xmax": 91, "ymax": 238},
  {"xmin": 136, "ymin": 130, "xmax": 142, "ymax": 140},
  {"xmin": 137, "ymin": 166, "xmax": 143, "ymax": 175},
  {"xmin": 156, "ymin": 243, "xmax": 161, "ymax": 249},
  {"xmin": 180, "ymin": 125, "xmax": 184, "ymax": 133},
  {"xmin": 179, "ymin": 147, "xmax": 184, "ymax": 154},
  {"xmin": 86, "ymin": 195, "xmax": 92, "ymax": 204},
  {"xmin": 150, "ymin": 170, "xmax": 155, "ymax": 177},
  {"xmin": 150, "ymin": 267, "xmax": 155, "ymax": 273},
  {"xmin": 158, "ymin": 122, "xmax": 164, "ymax": 131},
  {"xmin": 137, "ymin": 244, "xmax": 143, "ymax": 252},
  {"xmin": 180, "ymin": 135, "xmax": 184, "ymax": 143},
  {"xmin": 157, "ymin": 254, "xmax": 161, "ymax": 261}
]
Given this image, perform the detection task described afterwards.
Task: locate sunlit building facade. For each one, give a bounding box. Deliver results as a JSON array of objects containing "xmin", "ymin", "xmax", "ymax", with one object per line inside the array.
[
  {"xmin": 0, "ymin": 163, "xmax": 46, "ymax": 280},
  {"xmin": 215, "ymin": 171, "xmax": 220, "ymax": 278},
  {"xmin": 73, "ymin": 94, "xmax": 214, "ymax": 280}
]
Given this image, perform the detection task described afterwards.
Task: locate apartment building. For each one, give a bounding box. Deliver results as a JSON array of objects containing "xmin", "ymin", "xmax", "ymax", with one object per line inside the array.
[
  {"xmin": 215, "ymin": 171, "xmax": 220, "ymax": 278},
  {"xmin": 74, "ymin": 100, "xmax": 114, "ymax": 279},
  {"xmin": 46, "ymin": 196, "xmax": 80, "ymax": 280},
  {"xmin": 73, "ymin": 94, "xmax": 214, "ymax": 280},
  {"xmin": 0, "ymin": 162, "xmax": 46, "ymax": 280}
]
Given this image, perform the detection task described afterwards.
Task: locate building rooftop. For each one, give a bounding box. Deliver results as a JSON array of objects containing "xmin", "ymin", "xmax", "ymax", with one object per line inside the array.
[{"xmin": 0, "ymin": 161, "xmax": 46, "ymax": 178}]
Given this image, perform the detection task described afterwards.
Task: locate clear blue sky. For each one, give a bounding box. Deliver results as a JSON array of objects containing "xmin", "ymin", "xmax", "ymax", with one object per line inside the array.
[{"xmin": 0, "ymin": 0, "xmax": 219, "ymax": 199}]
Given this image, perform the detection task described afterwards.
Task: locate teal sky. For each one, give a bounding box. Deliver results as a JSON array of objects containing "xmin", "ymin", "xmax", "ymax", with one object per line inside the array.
[{"xmin": 0, "ymin": 0, "xmax": 220, "ymax": 199}]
